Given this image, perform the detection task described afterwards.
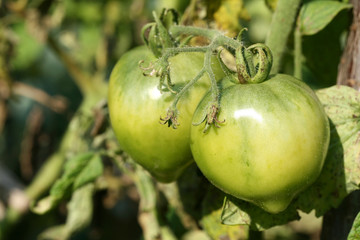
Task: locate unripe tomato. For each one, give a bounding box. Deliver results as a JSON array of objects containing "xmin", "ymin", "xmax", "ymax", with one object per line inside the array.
[
  {"xmin": 108, "ymin": 46, "xmax": 224, "ymax": 182},
  {"xmin": 190, "ymin": 74, "xmax": 330, "ymax": 213}
]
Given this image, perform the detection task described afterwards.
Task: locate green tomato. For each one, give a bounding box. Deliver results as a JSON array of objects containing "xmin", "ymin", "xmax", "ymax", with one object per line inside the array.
[
  {"xmin": 190, "ymin": 74, "xmax": 330, "ymax": 213},
  {"xmin": 108, "ymin": 46, "xmax": 224, "ymax": 182}
]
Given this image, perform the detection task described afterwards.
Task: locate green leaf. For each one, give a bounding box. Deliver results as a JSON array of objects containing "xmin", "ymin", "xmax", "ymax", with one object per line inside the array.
[
  {"xmin": 221, "ymin": 196, "xmax": 300, "ymax": 231},
  {"xmin": 293, "ymin": 86, "xmax": 360, "ymax": 216},
  {"xmin": 63, "ymin": 184, "xmax": 95, "ymax": 239},
  {"xmin": 73, "ymin": 154, "xmax": 103, "ymax": 190},
  {"xmin": 301, "ymin": 8, "xmax": 350, "ymax": 88},
  {"xmin": 50, "ymin": 152, "xmax": 95, "ymax": 199},
  {"xmin": 31, "ymin": 152, "xmax": 97, "ymax": 214},
  {"xmin": 348, "ymin": 211, "xmax": 360, "ymax": 240},
  {"xmin": 299, "ymin": 1, "xmax": 352, "ymax": 35},
  {"xmin": 201, "ymin": 187, "xmax": 249, "ymax": 239}
]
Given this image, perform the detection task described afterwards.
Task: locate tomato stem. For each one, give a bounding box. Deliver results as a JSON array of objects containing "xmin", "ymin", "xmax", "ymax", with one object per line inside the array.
[
  {"xmin": 169, "ymin": 25, "xmax": 244, "ymax": 50},
  {"xmin": 152, "ymin": 11, "xmax": 175, "ymax": 49},
  {"xmin": 165, "ymin": 40, "xmax": 224, "ymax": 131},
  {"xmin": 204, "ymin": 41, "xmax": 221, "ymax": 108},
  {"xmin": 294, "ymin": 25, "xmax": 303, "ymax": 80},
  {"xmin": 162, "ymin": 46, "xmax": 208, "ymax": 58},
  {"xmin": 171, "ymin": 68, "xmax": 206, "ymax": 109},
  {"xmin": 142, "ymin": 14, "xmax": 276, "ymax": 130},
  {"xmin": 169, "ymin": 25, "xmax": 219, "ymax": 40}
]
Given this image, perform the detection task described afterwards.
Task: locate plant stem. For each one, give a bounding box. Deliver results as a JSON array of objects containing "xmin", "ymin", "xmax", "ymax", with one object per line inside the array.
[
  {"xmin": 162, "ymin": 35, "xmax": 242, "ymax": 112},
  {"xmin": 135, "ymin": 169, "xmax": 162, "ymax": 240},
  {"xmin": 163, "ymin": 46, "xmax": 208, "ymax": 60},
  {"xmin": 294, "ymin": 25, "xmax": 302, "ymax": 79},
  {"xmin": 113, "ymin": 157, "xmax": 162, "ymax": 240},
  {"xmin": 158, "ymin": 26, "xmax": 247, "ymax": 130},
  {"xmin": 157, "ymin": 182, "xmax": 198, "ymax": 231},
  {"xmin": 171, "ymin": 68, "xmax": 206, "ymax": 108},
  {"xmin": 204, "ymin": 43, "xmax": 220, "ymax": 101},
  {"xmin": 265, "ymin": 0, "xmax": 302, "ymax": 74},
  {"xmin": 169, "ymin": 25, "xmax": 243, "ymax": 50},
  {"xmin": 25, "ymin": 153, "xmax": 64, "ymax": 200},
  {"xmin": 170, "ymin": 25, "xmax": 218, "ymax": 39}
]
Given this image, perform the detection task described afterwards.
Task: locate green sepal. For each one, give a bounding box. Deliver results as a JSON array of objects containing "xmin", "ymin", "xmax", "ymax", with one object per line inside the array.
[
  {"xmin": 144, "ymin": 9, "xmax": 180, "ymax": 58},
  {"xmin": 148, "ymin": 24, "xmax": 163, "ymax": 58},
  {"xmin": 236, "ymin": 43, "xmax": 273, "ymax": 84}
]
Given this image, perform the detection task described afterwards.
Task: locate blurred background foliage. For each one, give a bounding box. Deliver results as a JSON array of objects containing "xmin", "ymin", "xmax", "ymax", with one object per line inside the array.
[{"xmin": 0, "ymin": 0, "xmax": 354, "ymax": 239}]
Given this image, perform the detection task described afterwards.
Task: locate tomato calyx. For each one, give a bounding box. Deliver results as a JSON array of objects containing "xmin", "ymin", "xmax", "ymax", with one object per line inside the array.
[
  {"xmin": 139, "ymin": 59, "xmax": 177, "ymax": 93},
  {"xmin": 236, "ymin": 43, "xmax": 273, "ymax": 84},
  {"xmin": 160, "ymin": 109, "xmax": 179, "ymax": 129},
  {"xmin": 193, "ymin": 103, "xmax": 225, "ymax": 132},
  {"xmin": 141, "ymin": 9, "xmax": 179, "ymax": 58}
]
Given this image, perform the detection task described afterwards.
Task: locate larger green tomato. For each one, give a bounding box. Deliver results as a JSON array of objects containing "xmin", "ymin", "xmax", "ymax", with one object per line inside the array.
[
  {"xmin": 108, "ymin": 46, "xmax": 224, "ymax": 182},
  {"xmin": 190, "ymin": 74, "xmax": 330, "ymax": 213}
]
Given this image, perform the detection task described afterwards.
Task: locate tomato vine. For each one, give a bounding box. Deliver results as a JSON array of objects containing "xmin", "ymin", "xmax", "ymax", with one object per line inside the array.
[{"xmin": 141, "ymin": 11, "xmax": 278, "ymax": 131}]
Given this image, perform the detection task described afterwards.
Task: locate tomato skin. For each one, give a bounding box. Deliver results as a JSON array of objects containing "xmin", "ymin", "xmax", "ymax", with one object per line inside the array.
[
  {"xmin": 108, "ymin": 46, "xmax": 224, "ymax": 182},
  {"xmin": 190, "ymin": 74, "xmax": 330, "ymax": 213}
]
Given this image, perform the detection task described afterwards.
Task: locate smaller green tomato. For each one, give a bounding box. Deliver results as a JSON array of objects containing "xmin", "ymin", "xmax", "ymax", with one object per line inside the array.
[
  {"xmin": 190, "ymin": 74, "xmax": 330, "ymax": 213},
  {"xmin": 108, "ymin": 46, "xmax": 224, "ymax": 182}
]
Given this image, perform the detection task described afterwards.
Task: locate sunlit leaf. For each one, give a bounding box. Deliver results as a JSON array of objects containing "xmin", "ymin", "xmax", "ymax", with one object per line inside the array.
[
  {"xmin": 73, "ymin": 154, "xmax": 103, "ymax": 190},
  {"xmin": 201, "ymin": 187, "xmax": 249, "ymax": 237},
  {"xmin": 31, "ymin": 152, "xmax": 103, "ymax": 214},
  {"xmin": 294, "ymin": 85, "xmax": 360, "ymax": 216},
  {"xmin": 221, "ymin": 196, "xmax": 299, "ymax": 231},
  {"xmin": 63, "ymin": 184, "xmax": 95, "ymax": 239},
  {"xmin": 348, "ymin": 211, "xmax": 360, "ymax": 240},
  {"xmin": 50, "ymin": 152, "xmax": 94, "ymax": 199},
  {"xmin": 302, "ymin": 9, "xmax": 350, "ymax": 88},
  {"xmin": 299, "ymin": 1, "xmax": 352, "ymax": 35}
]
